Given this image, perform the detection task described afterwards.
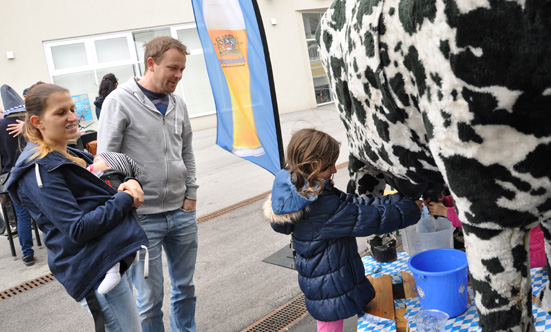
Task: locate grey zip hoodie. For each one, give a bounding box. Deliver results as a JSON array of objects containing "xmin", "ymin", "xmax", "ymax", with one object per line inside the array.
[{"xmin": 97, "ymin": 77, "xmax": 198, "ymax": 214}]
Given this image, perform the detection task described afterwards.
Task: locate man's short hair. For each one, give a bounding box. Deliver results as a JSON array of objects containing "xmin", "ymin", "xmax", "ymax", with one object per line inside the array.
[{"xmin": 143, "ymin": 36, "xmax": 189, "ymax": 72}]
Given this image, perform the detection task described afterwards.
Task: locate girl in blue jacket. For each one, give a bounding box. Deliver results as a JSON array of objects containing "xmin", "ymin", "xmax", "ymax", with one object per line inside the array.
[
  {"xmin": 264, "ymin": 128, "xmax": 420, "ymax": 332},
  {"xmin": 7, "ymin": 84, "xmax": 148, "ymax": 332}
]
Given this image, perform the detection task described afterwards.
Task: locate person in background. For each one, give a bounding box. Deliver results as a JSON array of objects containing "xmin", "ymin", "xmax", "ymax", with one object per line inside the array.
[
  {"xmin": 98, "ymin": 36, "xmax": 198, "ymax": 332},
  {"xmin": 94, "ymin": 73, "xmax": 118, "ymax": 120},
  {"xmin": 264, "ymin": 128, "xmax": 420, "ymax": 332},
  {"xmin": 0, "ymin": 84, "xmax": 34, "ymax": 266}
]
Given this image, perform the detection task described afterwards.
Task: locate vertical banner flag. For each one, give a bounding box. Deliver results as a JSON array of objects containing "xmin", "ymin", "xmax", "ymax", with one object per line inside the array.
[{"xmin": 192, "ymin": 0, "xmax": 284, "ymax": 174}]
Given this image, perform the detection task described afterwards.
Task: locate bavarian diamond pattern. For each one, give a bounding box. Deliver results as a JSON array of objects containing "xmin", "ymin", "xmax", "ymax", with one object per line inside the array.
[
  {"xmin": 357, "ymin": 313, "xmax": 396, "ymax": 332},
  {"xmin": 359, "ymin": 253, "xmax": 551, "ymax": 331},
  {"xmin": 363, "ymin": 251, "xmax": 410, "ymax": 282}
]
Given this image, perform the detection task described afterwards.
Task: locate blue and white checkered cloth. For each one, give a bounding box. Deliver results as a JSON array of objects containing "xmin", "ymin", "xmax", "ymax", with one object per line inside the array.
[{"xmin": 358, "ymin": 253, "xmax": 551, "ymax": 332}]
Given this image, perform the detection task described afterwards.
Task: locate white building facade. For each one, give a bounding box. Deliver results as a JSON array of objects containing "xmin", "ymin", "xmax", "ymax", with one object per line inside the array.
[{"xmin": 0, "ymin": 0, "xmax": 334, "ymax": 131}]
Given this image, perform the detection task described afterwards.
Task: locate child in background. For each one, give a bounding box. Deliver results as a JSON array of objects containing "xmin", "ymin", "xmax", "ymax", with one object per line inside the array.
[
  {"xmin": 427, "ymin": 195, "xmax": 546, "ymax": 268},
  {"xmin": 88, "ymin": 151, "xmax": 145, "ymax": 294},
  {"xmin": 264, "ymin": 128, "xmax": 420, "ymax": 332}
]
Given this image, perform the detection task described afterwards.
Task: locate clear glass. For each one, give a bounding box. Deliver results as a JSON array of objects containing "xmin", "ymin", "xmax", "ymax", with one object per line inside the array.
[
  {"xmin": 179, "ymin": 54, "xmax": 216, "ymax": 117},
  {"xmin": 95, "ymin": 37, "xmax": 131, "ymax": 63},
  {"xmin": 96, "ymin": 65, "xmax": 136, "ymax": 88},
  {"xmin": 303, "ymin": 14, "xmax": 333, "ymax": 104},
  {"xmin": 51, "ymin": 43, "xmax": 88, "ymax": 70},
  {"xmin": 302, "ymin": 13, "xmax": 320, "ymax": 39},
  {"xmin": 132, "ymin": 28, "xmax": 171, "ymax": 67},
  {"xmin": 52, "ymin": 71, "xmax": 97, "ymax": 126},
  {"xmin": 177, "ymin": 28, "xmax": 203, "ymax": 51}
]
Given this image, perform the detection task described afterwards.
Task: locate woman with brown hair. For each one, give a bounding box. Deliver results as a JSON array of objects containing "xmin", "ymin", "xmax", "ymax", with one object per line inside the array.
[{"xmin": 7, "ymin": 83, "xmax": 147, "ymax": 331}]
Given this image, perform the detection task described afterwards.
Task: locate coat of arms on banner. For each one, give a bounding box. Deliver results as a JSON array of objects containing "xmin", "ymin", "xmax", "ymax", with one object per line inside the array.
[{"xmin": 215, "ymin": 34, "xmax": 242, "ymax": 56}]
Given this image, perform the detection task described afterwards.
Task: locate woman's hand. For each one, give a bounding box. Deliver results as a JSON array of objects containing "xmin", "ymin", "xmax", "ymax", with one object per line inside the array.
[
  {"xmin": 427, "ymin": 202, "xmax": 448, "ymax": 217},
  {"xmin": 118, "ymin": 179, "xmax": 144, "ymax": 208},
  {"xmin": 7, "ymin": 119, "xmax": 25, "ymax": 137}
]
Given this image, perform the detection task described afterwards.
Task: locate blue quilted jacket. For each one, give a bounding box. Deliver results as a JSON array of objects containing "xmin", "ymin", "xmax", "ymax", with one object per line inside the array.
[
  {"xmin": 264, "ymin": 169, "xmax": 420, "ymax": 321},
  {"xmin": 7, "ymin": 143, "xmax": 148, "ymax": 301}
]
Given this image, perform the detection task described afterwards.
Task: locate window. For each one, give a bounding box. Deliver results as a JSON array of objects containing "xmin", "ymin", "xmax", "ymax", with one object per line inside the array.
[
  {"xmin": 302, "ymin": 13, "xmax": 333, "ymax": 105},
  {"xmin": 44, "ymin": 25, "xmax": 216, "ymax": 131}
]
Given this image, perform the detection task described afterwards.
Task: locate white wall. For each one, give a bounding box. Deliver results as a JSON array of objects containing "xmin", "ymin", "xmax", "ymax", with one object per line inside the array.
[{"xmin": 0, "ymin": 0, "xmax": 334, "ymax": 129}]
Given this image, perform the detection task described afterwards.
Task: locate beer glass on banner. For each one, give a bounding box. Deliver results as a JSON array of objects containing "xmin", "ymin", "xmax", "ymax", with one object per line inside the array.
[{"xmin": 204, "ymin": 0, "xmax": 265, "ymax": 157}]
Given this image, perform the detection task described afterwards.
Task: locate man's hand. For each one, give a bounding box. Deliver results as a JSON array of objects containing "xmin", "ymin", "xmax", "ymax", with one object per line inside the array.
[
  {"xmin": 7, "ymin": 119, "xmax": 24, "ymax": 137},
  {"xmin": 118, "ymin": 179, "xmax": 144, "ymax": 208},
  {"xmin": 183, "ymin": 199, "xmax": 196, "ymax": 211}
]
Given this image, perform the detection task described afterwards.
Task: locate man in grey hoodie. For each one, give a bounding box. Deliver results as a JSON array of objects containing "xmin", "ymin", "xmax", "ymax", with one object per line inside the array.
[{"xmin": 97, "ymin": 36, "xmax": 199, "ymax": 332}]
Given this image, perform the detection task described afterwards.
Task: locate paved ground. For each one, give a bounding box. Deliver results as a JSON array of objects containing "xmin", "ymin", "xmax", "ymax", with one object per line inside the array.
[{"xmin": 0, "ymin": 103, "xmax": 369, "ymax": 331}]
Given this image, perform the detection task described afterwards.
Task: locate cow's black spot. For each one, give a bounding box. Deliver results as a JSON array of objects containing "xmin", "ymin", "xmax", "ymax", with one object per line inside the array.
[
  {"xmin": 441, "ymin": 110, "xmax": 451, "ymax": 128},
  {"xmin": 422, "ymin": 111, "xmax": 434, "ymax": 140},
  {"xmin": 404, "ymin": 46, "xmax": 427, "ymax": 97},
  {"xmin": 329, "ymin": 0, "xmax": 347, "ymax": 32},
  {"xmin": 457, "ymin": 122, "xmax": 483, "ymax": 144},
  {"xmin": 514, "ymin": 143, "xmax": 551, "ymax": 179},
  {"xmin": 481, "ymin": 257, "xmax": 505, "ymax": 274},
  {"xmin": 398, "ymin": 0, "xmax": 437, "ymax": 35},
  {"xmin": 364, "ymin": 30, "xmax": 375, "ymax": 58},
  {"xmin": 389, "ymin": 73, "xmax": 410, "ymax": 107},
  {"xmin": 439, "ymin": 40, "xmax": 450, "ymax": 60},
  {"xmin": 442, "ymin": 156, "xmax": 537, "ymax": 227},
  {"xmin": 470, "ymin": 276, "xmax": 511, "ymax": 309},
  {"xmin": 512, "ymin": 244, "xmax": 528, "ymax": 278},
  {"xmin": 372, "ymin": 114, "xmax": 390, "ymax": 142},
  {"xmin": 451, "ymin": 89, "xmax": 458, "ymax": 101},
  {"xmin": 322, "ymin": 31, "xmax": 333, "ymax": 54},
  {"xmin": 353, "ymin": 95, "xmax": 367, "ymax": 124}
]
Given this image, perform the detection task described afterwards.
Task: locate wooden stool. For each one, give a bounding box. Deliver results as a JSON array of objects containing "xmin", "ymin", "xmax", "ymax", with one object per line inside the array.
[{"xmin": 364, "ymin": 272, "xmax": 417, "ymax": 332}]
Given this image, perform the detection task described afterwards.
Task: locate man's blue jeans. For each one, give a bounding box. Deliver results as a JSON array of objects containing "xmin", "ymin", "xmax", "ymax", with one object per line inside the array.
[
  {"xmin": 131, "ymin": 208, "xmax": 198, "ymax": 332},
  {"xmin": 80, "ymin": 272, "xmax": 142, "ymax": 332},
  {"xmin": 12, "ymin": 200, "xmax": 34, "ymax": 257}
]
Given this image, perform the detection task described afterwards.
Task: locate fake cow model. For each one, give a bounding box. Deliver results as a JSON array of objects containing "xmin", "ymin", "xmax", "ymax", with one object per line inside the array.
[{"xmin": 318, "ymin": 0, "xmax": 551, "ymax": 331}]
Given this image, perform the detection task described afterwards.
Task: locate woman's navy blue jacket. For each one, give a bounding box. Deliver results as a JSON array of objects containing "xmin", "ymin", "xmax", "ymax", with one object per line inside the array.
[
  {"xmin": 264, "ymin": 170, "xmax": 420, "ymax": 322},
  {"xmin": 7, "ymin": 142, "xmax": 148, "ymax": 301}
]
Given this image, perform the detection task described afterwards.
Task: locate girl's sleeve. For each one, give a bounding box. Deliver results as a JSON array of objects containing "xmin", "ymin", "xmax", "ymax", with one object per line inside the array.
[
  {"xmin": 20, "ymin": 167, "xmax": 134, "ymax": 244},
  {"xmin": 319, "ymin": 192, "xmax": 420, "ymax": 239},
  {"xmin": 442, "ymin": 195, "xmax": 462, "ymax": 227},
  {"xmin": 447, "ymin": 206, "xmax": 462, "ymax": 228},
  {"xmin": 271, "ymin": 222, "xmax": 293, "ymax": 235}
]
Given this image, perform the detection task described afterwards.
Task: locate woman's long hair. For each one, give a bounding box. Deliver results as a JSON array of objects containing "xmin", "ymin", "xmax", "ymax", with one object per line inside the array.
[
  {"xmin": 24, "ymin": 83, "xmax": 86, "ymax": 167},
  {"xmin": 285, "ymin": 128, "xmax": 340, "ymax": 197},
  {"xmin": 98, "ymin": 73, "xmax": 118, "ymax": 98}
]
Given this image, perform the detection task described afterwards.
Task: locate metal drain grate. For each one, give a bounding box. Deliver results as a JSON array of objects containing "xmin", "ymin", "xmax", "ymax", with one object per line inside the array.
[
  {"xmin": 0, "ymin": 273, "xmax": 56, "ymax": 302},
  {"xmin": 242, "ymin": 293, "xmax": 308, "ymax": 332},
  {"xmin": 197, "ymin": 190, "xmax": 272, "ymax": 224}
]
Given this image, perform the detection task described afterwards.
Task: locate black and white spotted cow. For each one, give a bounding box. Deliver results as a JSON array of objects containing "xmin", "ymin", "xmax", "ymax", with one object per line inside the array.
[{"xmin": 318, "ymin": 0, "xmax": 551, "ymax": 331}]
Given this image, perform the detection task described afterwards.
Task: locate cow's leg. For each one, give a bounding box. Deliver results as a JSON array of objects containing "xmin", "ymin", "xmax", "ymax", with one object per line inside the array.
[
  {"xmin": 345, "ymin": 154, "xmax": 397, "ymax": 258},
  {"xmin": 346, "ymin": 154, "xmax": 386, "ymax": 198},
  {"xmin": 462, "ymin": 224, "xmax": 534, "ymax": 332},
  {"xmin": 535, "ymin": 220, "xmax": 551, "ymax": 313}
]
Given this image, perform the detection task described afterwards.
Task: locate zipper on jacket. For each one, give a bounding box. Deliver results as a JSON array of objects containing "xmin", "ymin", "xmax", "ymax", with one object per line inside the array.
[{"xmin": 162, "ymin": 117, "xmax": 169, "ymax": 211}]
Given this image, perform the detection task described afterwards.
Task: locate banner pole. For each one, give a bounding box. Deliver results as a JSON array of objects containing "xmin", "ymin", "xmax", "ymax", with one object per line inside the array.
[{"xmin": 250, "ymin": 0, "xmax": 285, "ymax": 169}]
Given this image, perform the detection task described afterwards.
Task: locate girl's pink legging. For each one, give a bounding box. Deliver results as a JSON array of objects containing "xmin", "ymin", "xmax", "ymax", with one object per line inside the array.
[{"xmin": 317, "ymin": 319, "xmax": 344, "ymax": 332}]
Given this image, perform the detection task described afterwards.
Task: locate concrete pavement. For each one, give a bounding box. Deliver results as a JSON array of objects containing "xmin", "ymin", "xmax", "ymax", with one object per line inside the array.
[{"xmin": 0, "ymin": 103, "xmax": 369, "ymax": 331}]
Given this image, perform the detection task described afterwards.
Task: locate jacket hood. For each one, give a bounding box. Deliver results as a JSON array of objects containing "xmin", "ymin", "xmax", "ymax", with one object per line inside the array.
[
  {"xmin": 8, "ymin": 142, "xmax": 93, "ymax": 204},
  {"xmin": 264, "ymin": 169, "xmax": 329, "ymax": 225},
  {"xmin": 94, "ymin": 96, "xmax": 105, "ymax": 108},
  {"xmin": 271, "ymin": 169, "xmax": 319, "ymax": 214}
]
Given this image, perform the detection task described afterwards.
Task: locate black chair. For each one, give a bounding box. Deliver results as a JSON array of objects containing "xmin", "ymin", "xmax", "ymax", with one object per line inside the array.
[{"xmin": 1, "ymin": 194, "xmax": 42, "ymax": 259}]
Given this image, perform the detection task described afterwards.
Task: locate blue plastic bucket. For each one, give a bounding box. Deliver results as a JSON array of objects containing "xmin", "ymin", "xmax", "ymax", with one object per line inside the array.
[{"xmin": 408, "ymin": 248, "xmax": 469, "ymax": 318}]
